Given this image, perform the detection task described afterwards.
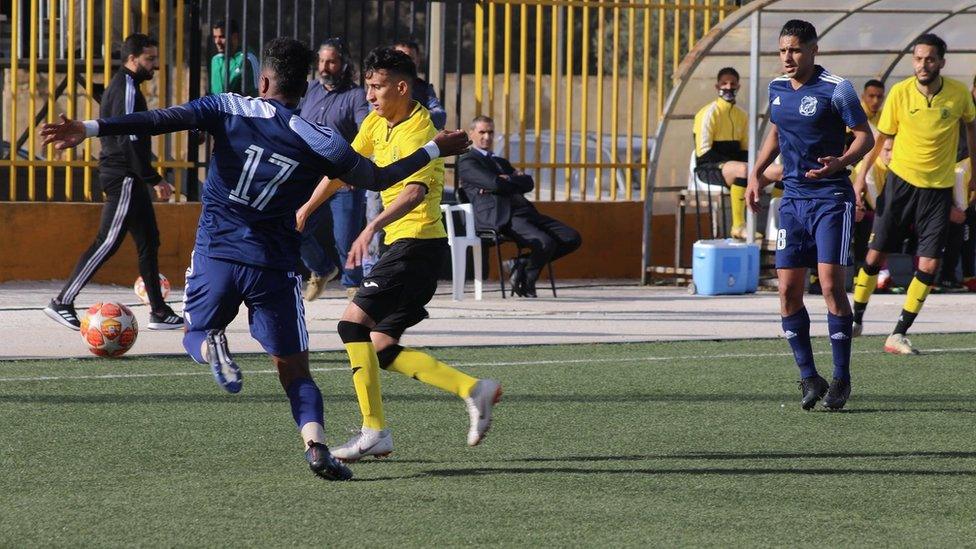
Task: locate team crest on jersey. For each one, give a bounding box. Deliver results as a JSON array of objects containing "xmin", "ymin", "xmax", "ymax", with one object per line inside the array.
[
  {"xmin": 941, "ymin": 108, "xmax": 950, "ymax": 119},
  {"xmin": 799, "ymin": 96, "xmax": 818, "ymax": 116}
]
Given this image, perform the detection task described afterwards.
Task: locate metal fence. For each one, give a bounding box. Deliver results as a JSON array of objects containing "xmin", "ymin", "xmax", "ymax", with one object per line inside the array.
[{"xmin": 1, "ymin": 0, "xmax": 738, "ymax": 203}]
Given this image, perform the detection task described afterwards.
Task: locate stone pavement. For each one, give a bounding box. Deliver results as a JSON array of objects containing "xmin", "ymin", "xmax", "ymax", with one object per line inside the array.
[{"xmin": 1, "ymin": 280, "xmax": 973, "ymax": 359}]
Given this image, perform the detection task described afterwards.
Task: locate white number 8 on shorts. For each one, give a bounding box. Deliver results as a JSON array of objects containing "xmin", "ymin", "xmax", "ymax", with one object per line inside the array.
[{"xmin": 776, "ymin": 229, "xmax": 787, "ymax": 250}]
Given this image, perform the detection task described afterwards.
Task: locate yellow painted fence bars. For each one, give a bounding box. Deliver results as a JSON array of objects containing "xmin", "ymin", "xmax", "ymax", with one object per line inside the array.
[
  {"xmin": 2, "ymin": 0, "xmax": 192, "ymax": 202},
  {"xmin": 472, "ymin": 0, "xmax": 734, "ymax": 202},
  {"xmin": 2, "ymin": 0, "xmax": 736, "ymax": 203}
]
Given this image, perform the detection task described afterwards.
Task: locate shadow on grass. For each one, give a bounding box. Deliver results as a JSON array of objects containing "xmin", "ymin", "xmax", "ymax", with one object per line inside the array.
[
  {"xmin": 3, "ymin": 392, "xmax": 976, "ymax": 407},
  {"xmin": 416, "ymin": 466, "xmax": 976, "ymax": 478},
  {"xmin": 503, "ymin": 450, "xmax": 976, "ymax": 462}
]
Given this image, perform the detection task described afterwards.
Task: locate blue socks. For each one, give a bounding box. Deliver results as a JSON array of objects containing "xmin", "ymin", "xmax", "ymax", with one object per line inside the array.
[
  {"xmin": 827, "ymin": 312, "xmax": 853, "ymax": 381},
  {"xmin": 182, "ymin": 330, "xmax": 208, "ymax": 364},
  {"xmin": 782, "ymin": 308, "xmax": 817, "ymax": 379},
  {"xmin": 286, "ymin": 377, "xmax": 324, "ymax": 428}
]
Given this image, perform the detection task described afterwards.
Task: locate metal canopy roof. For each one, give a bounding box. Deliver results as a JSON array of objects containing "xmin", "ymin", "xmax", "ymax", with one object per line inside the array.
[{"xmin": 642, "ymin": 0, "xmax": 976, "ymax": 276}]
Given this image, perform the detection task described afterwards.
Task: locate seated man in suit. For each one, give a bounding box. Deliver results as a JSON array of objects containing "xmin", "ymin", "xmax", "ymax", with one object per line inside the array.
[{"xmin": 458, "ymin": 115, "xmax": 581, "ymax": 297}]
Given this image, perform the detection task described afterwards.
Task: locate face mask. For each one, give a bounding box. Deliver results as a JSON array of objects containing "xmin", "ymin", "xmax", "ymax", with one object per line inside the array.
[{"xmin": 719, "ymin": 88, "xmax": 736, "ymax": 102}]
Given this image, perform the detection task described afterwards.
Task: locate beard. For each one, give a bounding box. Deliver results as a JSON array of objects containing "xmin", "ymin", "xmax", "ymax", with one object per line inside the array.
[
  {"xmin": 319, "ymin": 72, "xmax": 339, "ymax": 88},
  {"xmin": 134, "ymin": 65, "xmax": 154, "ymax": 81},
  {"xmin": 916, "ymin": 67, "xmax": 940, "ymax": 85}
]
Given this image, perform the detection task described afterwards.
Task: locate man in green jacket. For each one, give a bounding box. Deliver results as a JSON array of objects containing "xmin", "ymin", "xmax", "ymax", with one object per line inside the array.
[{"xmin": 210, "ymin": 19, "xmax": 259, "ymax": 96}]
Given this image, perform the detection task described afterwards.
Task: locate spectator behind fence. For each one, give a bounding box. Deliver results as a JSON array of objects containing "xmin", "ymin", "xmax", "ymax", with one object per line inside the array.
[
  {"xmin": 295, "ymin": 38, "xmax": 370, "ymax": 301},
  {"xmin": 392, "ymin": 38, "xmax": 447, "ymax": 130},
  {"xmin": 458, "ymin": 116, "xmax": 581, "ymax": 298},
  {"xmin": 210, "ymin": 19, "xmax": 260, "ymax": 96},
  {"xmin": 693, "ymin": 67, "xmax": 783, "ymax": 240}
]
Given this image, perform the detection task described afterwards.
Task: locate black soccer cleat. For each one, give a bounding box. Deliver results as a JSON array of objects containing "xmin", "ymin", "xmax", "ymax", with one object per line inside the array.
[
  {"xmin": 798, "ymin": 375, "xmax": 829, "ymax": 411},
  {"xmin": 147, "ymin": 307, "xmax": 185, "ymax": 330},
  {"xmin": 44, "ymin": 299, "xmax": 81, "ymax": 330},
  {"xmin": 306, "ymin": 442, "xmax": 353, "ymax": 481},
  {"xmin": 823, "ymin": 378, "xmax": 852, "ymax": 411}
]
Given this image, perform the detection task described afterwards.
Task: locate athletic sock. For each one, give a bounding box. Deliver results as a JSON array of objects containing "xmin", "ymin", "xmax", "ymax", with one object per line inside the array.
[
  {"xmin": 730, "ymin": 179, "xmax": 747, "ymax": 229},
  {"xmin": 384, "ymin": 347, "xmax": 478, "ymax": 398},
  {"xmin": 894, "ymin": 271, "xmax": 934, "ymax": 335},
  {"xmin": 285, "ymin": 377, "xmax": 324, "ymax": 428},
  {"xmin": 182, "ymin": 330, "xmax": 208, "ymax": 364},
  {"xmin": 337, "ymin": 321, "xmax": 385, "ymax": 431},
  {"xmin": 853, "ymin": 265, "xmax": 880, "ymax": 324},
  {"xmin": 827, "ymin": 312, "xmax": 853, "ymax": 381},
  {"xmin": 782, "ymin": 308, "xmax": 816, "ymax": 379}
]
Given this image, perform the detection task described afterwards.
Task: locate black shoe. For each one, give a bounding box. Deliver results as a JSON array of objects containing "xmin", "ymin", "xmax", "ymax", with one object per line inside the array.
[
  {"xmin": 147, "ymin": 307, "xmax": 184, "ymax": 330},
  {"xmin": 823, "ymin": 378, "xmax": 852, "ymax": 411},
  {"xmin": 798, "ymin": 375, "xmax": 829, "ymax": 411},
  {"xmin": 44, "ymin": 299, "xmax": 81, "ymax": 330},
  {"xmin": 306, "ymin": 442, "xmax": 353, "ymax": 481},
  {"xmin": 506, "ymin": 259, "xmax": 526, "ymax": 296},
  {"xmin": 521, "ymin": 278, "xmax": 538, "ymax": 298}
]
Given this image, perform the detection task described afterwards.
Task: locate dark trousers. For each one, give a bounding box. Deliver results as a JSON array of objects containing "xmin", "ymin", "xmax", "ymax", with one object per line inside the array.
[
  {"xmin": 941, "ymin": 205, "xmax": 976, "ymax": 281},
  {"xmin": 57, "ymin": 174, "xmax": 166, "ymax": 312},
  {"xmin": 502, "ymin": 211, "xmax": 582, "ymax": 284}
]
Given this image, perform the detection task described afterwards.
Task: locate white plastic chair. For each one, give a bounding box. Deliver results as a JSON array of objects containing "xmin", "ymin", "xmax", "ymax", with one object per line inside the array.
[
  {"xmin": 440, "ymin": 203, "xmax": 484, "ymax": 301},
  {"xmin": 765, "ymin": 196, "xmax": 782, "ymax": 249}
]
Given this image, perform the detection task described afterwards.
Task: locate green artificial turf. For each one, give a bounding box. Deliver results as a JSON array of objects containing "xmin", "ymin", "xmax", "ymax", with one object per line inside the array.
[{"xmin": 2, "ymin": 333, "xmax": 976, "ymax": 547}]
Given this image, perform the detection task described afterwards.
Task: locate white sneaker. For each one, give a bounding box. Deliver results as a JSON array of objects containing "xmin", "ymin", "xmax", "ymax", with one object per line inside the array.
[
  {"xmin": 464, "ymin": 379, "xmax": 503, "ymax": 447},
  {"xmin": 852, "ymin": 321, "xmax": 863, "ymax": 338},
  {"xmin": 331, "ymin": 427, "xmax": 393, "ymax": 462},
  {"xmin": 884, "ymin": 333, "xmax": 919, "ymax": 355}
]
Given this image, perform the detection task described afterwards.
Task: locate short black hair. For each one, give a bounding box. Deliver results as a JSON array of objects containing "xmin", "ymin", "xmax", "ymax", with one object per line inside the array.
[
  {"xmin": 864, "ymin": 79, "xmax": 884, "ymax": 91},
  {"xmin": 212, "ymin": 18, "xmax": 239, "ymax": 35},
  {"xmin": 364, "ymin": 47, "xmax": 417, "ymax": 83},
  {"xmin": 392, "ymin": 38, "xmax": 421, "ymax": 54},
  {"xmin": 779, "ymin": 19, "xmax": 817, "ymax": 45},
  {"xmin": 262, "ymin": 37, "xmax": 315, "ymax": 99},
  {"xmin": 717, "ymin": 67, "xmax": 740, "ymax": 81},
  {"xmin": 911, "ymin": 33, "xmax": 947, "ymax": 59},
  {"xmin": 121, "ymin": 33, "xmax": 158, "ymax": 59}
]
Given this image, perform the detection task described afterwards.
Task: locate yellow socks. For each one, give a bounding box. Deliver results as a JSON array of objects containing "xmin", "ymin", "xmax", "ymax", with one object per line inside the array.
[
  {"xmin": 730, "ymin": 182, "xmax": 747, "ymax": 229},
  {"xmin": 853, "ymin": 268, "xmax": 878, "ymax": 305},
  {"xmin": 344, "ymin": 341, "xmax": 386, "ymax": 431},
  {"xmin": 386, "ymin": 348, "xmax": 478, "ymax": 398},
  {"xmin": 893, "ymin": 271, "xmax": 935, "ymax": 335}
]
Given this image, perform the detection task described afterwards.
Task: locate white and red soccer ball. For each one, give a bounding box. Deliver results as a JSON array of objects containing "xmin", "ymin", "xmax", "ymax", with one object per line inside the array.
[
  {"xmin": 134, "ymin": 273, "xmax": 170, "ymax": 305},
  {"xmin": 81, "ymin": 302, "xmax": 138, "ymax": 357}
]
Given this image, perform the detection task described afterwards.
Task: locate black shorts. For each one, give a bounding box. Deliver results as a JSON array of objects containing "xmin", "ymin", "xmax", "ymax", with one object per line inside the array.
[
  {"xmin": 869, "ymin": 170, "xmax": 953, "ymax": 259},
  {"xmin": 694, "ymin": 162, "xmax": 727, "ymax": 187},
  {"xmin": 352, "ymin": 237, "xmax": 447, "ymax": 339}
]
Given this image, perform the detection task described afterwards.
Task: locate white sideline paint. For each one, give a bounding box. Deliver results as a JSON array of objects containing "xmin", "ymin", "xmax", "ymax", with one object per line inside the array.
[{"xmin": 2, "ymin": 347, "xmax": 975, "ymax": 384}]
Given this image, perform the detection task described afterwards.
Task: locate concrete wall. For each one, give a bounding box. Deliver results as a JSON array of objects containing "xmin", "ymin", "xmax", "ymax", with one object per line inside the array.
[{"xmin": 0, "ymin": 201, "xmax": 692, "ymax": 285}]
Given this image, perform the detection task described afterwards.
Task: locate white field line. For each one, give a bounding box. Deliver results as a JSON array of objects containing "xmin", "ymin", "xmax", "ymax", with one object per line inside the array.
[{"xmin": 1, "ymin": 347, "xmax": 975, "ymax": 384}]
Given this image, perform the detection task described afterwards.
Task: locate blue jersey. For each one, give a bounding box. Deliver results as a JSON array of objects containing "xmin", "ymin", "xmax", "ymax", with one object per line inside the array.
[
  {"xmin": 92, "ymin": 93, "xmax": 439, "ymax": 270},
  {"xmin": 768, "ymin": 66, "xmax": 867, "ymax": 200}
]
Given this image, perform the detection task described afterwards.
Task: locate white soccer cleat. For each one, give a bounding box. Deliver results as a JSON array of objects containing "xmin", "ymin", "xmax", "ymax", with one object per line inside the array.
[
  {"xmin": 852, "ymin": 321, "xmax": 863, "ymax": 338},
  {"xmin": 884, "ymin": 333, "xmax": 919, "ymax": 355},
  {"xmin": 465, "ymin": 379, "xmax": 503, "ymax": 447},
  {"xmin": 331, "ymin": 427, "xmax": 393, "ymax": 462}
]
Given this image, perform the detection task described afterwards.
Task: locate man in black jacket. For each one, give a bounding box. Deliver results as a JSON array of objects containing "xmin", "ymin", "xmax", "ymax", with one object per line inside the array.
[
  {"xmin": 457, "ymin": 116, "xmax": 581, "ymax": 297},
  {"xmin": 44, "ymin": 34, "xmax": 183, "ymax": 331}
]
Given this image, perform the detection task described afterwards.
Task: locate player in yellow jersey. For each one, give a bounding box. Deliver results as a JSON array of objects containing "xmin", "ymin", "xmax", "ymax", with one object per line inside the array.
[
  {"xmin": 320, "ymin": 48, "xmax": 502, "ymax": 461},
  {"xmin": 693, "ymin": 67, "xmax": 783, "ymax": 239},
  {"xmin": 852, "ymin": 34, "xmax": 976, "ymax": 354}
]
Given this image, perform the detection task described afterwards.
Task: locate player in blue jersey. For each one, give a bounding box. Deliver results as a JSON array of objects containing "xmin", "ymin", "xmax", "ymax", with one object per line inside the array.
[
  {"xmin": 41, "ymin": 38, "xmax": 471, "ymax": 480},
  {"xmin": 746, "ymin": 20, "xmax": 874, "ymax": 411}
]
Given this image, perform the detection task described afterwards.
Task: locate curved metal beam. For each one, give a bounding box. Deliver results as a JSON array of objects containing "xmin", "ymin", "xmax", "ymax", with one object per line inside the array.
[{"xmin": 879, "ymin": 2, "xmax": 976, "ymax": 83}]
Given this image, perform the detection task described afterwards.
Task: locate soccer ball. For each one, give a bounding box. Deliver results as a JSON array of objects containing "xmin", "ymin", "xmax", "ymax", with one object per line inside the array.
[
  {"xmin": 80, "ymin": 302, "xmax": 138, "ymax": 357},
  {"xmin": 134, "ymin": 273, "xmax": 170, "ymax": 305}
]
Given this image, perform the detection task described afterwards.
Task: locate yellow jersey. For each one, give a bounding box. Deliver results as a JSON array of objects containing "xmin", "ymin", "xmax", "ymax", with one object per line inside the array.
[
  {"xmin": 850, "ymin": 156, "xmax": 889, "ymax": 210},
  {"xmin": 861, "ymin": 100, "xmax": 881, "ymax": 129},
  {"xmin": 693, "ymin": 98, "xmax": 748, "ymax": 162},
  {"xmin": 877, "ymin": 76, "xmax": 976, "ymax": 189},
  {"xmin": 351, "ymin": 102, "xmax": 446, "ymax": 244}
]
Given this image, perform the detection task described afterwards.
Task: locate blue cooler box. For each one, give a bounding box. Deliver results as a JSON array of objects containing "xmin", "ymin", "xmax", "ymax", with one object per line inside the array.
[{"xmin": 692, "ymin": 239, "xmax": 760, "ymax": 295}]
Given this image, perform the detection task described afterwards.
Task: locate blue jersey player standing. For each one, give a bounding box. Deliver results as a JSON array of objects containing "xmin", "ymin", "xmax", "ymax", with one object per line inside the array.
[
  {"xmin": 41, "ymin": 38, "xmax": 471, "ymax": 480},
  {"xmin": 746, "ymin": 20, "xmax": 874, "ymax": 411}
]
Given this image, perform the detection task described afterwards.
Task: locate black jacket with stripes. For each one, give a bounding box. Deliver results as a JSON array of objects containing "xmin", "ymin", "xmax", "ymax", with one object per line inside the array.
[{"xmin": 97, "ymin": 67, "xmax": 162, "ymax": 185}]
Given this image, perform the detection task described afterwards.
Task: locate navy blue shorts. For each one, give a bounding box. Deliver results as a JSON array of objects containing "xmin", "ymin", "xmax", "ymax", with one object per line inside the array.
[
  {"xmin": 182, "ymin": 252, "xmax": 308, "ymax": 356},
  {"xmin": 775, "ymin": 197, "xmax": 853, "ymax": 269}
]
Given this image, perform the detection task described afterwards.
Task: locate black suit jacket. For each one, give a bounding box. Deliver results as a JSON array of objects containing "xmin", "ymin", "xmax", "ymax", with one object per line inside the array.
[{"xmin": 457, "ymin": 150, "xmax": 535, "ymax": 231}]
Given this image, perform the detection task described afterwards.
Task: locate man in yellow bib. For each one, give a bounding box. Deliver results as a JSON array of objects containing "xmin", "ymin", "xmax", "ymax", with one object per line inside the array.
[
  {"xmin": 325, "ymin": 48, "xmax": 502, "ymax": 461},
  {"xmin": 852, "ymin": 34, "xmax": 976, "ymax": 354}
]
